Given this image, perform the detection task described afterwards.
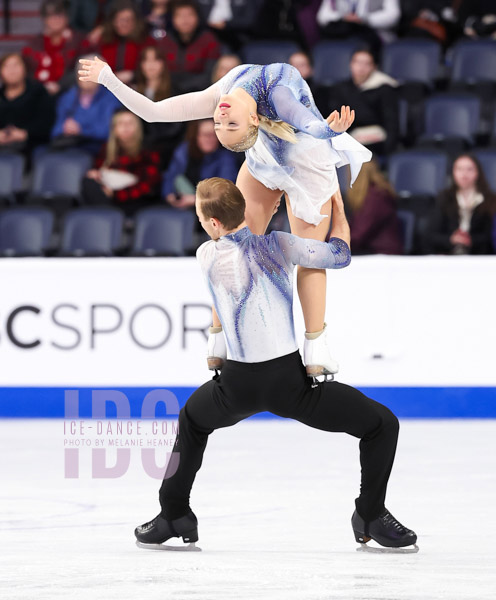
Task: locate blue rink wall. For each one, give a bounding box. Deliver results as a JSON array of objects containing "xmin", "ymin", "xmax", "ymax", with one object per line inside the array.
[{"xmin": 0, "ymin": 386, "xmax": 495, "ymax": 418}]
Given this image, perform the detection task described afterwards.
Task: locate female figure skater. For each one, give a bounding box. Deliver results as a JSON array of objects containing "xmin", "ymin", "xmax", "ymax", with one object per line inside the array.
[{"xmin": 78, "ymin": 57, "xmax": 372, "ymax": 375}]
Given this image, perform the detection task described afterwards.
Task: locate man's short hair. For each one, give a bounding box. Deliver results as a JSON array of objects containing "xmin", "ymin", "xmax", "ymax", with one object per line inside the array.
[
  {"xmin": 41, "ymin": 0, "xmax": 68, "ymax": 17},
  {"xmin": 196, "ymin": 178, "xmax": 245, "ymax": 231}
]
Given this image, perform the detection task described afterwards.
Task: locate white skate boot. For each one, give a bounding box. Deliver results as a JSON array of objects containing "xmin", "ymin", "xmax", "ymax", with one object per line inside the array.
[
  {"xmin": 207, "ymin": 326, "xmax": 227, "ymax": 371},
  {"xmin": 303, "ymin": 323, "xmax": 339, "ymax": 384}
]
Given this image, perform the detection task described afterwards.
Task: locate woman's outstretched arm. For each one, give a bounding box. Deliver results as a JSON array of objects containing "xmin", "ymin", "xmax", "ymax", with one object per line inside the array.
[{"xmin": 78, "ymin": 56, "xmax": 221, "ymax": 123}]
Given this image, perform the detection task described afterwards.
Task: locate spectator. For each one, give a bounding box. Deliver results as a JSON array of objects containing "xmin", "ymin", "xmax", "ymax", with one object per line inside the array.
[
  {"xmin": 133, "ymin": 45, "xmax": 184, "ymax": 167},
  {"xmin": 319, "ymin": 49, "xmax": 399, "ymax": 156},
  {"xmin": 346, "ymin": 159, "xmax": 403, "ymax": 255},
  {"xmin": 0, "ymin": 53, "xmax": 55, "ymax": 154},
  {"xmin": 211, "ymin": 53, "xmax": 241, "ymax": 83},
  {"xmin": 316, "ymin": 0, "xmax": 401, "ymax": 54},
  {"xmin": 97, "ymin": 0, "xmax": 154, "ymax": 84},
  {"xmin": 158, "ymin": 0, "xmax": 221, "ymax": 93},
  {"xmin": 162, "ymin": 119, "xmax": 237, "ymax": 215},
  {"xmin": 399, "ymin": 1, "xmax": 461, "ymax": 47},
  {"xmin": 22, "ymin": 0, "xmax": 87, "ymax": 95},
  {"xmin": 288, "ymin": 51, "xmax": 317, "ymax": 95},
  {"xmin": 50, "ymin": 54, "xmax": 122, "ymax": 155},
  {"xmin": 82, "ymin": 110, "xmax": 161, "ymax": 216},
  {"xmin": 427, "ymin": 154, "xmax": 495, "ymax": 255},
  {"xmin": 144, "ymin": 0, "xmax": 171, "ymax": 40}
]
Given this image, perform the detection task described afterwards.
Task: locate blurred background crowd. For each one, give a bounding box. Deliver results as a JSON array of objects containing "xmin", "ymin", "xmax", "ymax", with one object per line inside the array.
[{"xmin": 1, "ymin": 0, "xmax": 496, "ymax": 257}]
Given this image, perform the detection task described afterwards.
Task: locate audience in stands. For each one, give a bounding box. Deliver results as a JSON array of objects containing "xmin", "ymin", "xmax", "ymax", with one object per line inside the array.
[
  {"xmin": 133, "ymin": 45, "xmax": 184, "ymax": 167},
  {"xmin": 459, "ymin": 0, "xmax": 496, "ymax": 40},
  {"xmin": 0, "ymin": 53, "xmax": 55, "ymax": 154},
  {"xmin": 22, "ymin": 0, "xmax": 88, "ymax": 96},
  {"xmin": 211, "ymin": 53, "xmax": 241, "ymax": 83},
  {"xmin": 51, "ymin": 54, "xmax": 122, "ymax": 155},
  {"xmin": 200, "ymin": 0, "xmax": 263, "ymax": 51},
  {"xmin": 96, "ymin": 0, "xmax": 154, "ymax": 85},
  {"xmin": 346, "ymin": 159, "xmax": 403, "ymax": 254},
  {"xmin": 316, "ymin": 0, "xmax": 401, "ymax": 54},
  {"xmin": 162, "ymin": 119, "xmax": 237, "ymax": 215},
  {"xmin": 82, "ymin": 110, "xmax": 161, "ymax": 217},
  {"xmin": 157, "ymin": 0, "xmax": 220, "ymax": 93},
  {"xmin": 319, "ymin": 49, "xmax": 399, "ymax": 157},
  {"xmin": 427, "ymin": 154, "xmax": 495, "ymax": 255},
  {"xmin": 399, "ymin": 0, "xmax": 461, "ymax": 47},
  {"xmin": 288, "ymin": 51, "xmax": 317, "ymax": 95},
  {"xmin": 144, "ymin": 0, "xmax": 171, "ymax": 40}
]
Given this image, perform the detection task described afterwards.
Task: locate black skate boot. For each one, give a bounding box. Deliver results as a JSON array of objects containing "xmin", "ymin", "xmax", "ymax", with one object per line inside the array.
[
  {"xmin": 352, "ymin": 508, "xmax": 418, "ymax": 553},
  {"xmin": 135, "ymin": 510, "xmax": 201, "ymax": 552}
]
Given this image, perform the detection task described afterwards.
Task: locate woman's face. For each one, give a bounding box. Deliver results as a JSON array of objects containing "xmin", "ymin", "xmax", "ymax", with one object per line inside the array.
[
  {"xmin": 197, "ymin": 120, "xmax": 219, "ymax": 154},
  {"xmin": 141, "ymin": 49, "xmax": 164, "ymax": 80},
  {"xmin": 113, "ymin": 9, "xmax": 136, "ymax": 37},
  {"xmin": 114, "ymin": 113, "xmax": 139, "ymax": 143},
  {"xmin": 213, "ymin": 95, "xmax": 257, "ymax": 149},
  {"xmin": 44, "ymin": 13, "xmax": 68, "ymax": 36},
  {"xmin": 173, "ymin": 7, "xmax": 198, "ymax": 36},
  {"xmin": 453, "ymin": 157, "xmax": 479, "ymax": 191},
  {"xmin": 0, "ymin": 55, "xmax": 26, "ymax": 86},
  {"xmin": 289, "ymin": 52, "xmax": 312, "ymax": 80},
  {"xmin": 350, "ymin": 52, "xmax": 375, "ymax": 86}
]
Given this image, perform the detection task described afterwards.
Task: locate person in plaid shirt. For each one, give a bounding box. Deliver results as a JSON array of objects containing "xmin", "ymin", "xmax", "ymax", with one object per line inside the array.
[{"xmin": 82, "ymin": 109, "xmax": 161, "ymax": 215}]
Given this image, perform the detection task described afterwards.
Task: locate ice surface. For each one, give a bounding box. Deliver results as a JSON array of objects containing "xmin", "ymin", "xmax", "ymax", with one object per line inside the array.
[{"xmin": 1, "ymin": 419, "xmax": 495, "ymax": 600}]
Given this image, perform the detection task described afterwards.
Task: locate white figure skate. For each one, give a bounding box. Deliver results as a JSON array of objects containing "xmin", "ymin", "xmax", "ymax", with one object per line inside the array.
[
  {"xmin": 303, "ymin": 323, "xmax": 339, "ymax": 385},
  {"xmin": 207, "ymin": 326, "xmax": 227, "ymax": 371}
]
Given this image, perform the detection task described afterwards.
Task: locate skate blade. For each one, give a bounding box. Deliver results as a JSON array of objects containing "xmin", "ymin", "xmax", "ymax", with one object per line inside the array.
[
  {"xmin": 136, "ymin": 540, "xmax": 202, "ymax": 552},
  {"xmin": 356, "ymin": 543, "xmax": 419, "ymax": 554}
]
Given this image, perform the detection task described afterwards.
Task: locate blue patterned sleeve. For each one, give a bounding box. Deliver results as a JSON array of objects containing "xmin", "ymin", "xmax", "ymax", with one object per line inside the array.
[
  {"xmin": 272, "ymin": 231, "xmax": 351, "ymax": 269},
  {"xmin": 270, "ymin": 85, "xmax": 342, "ymax": 139}
]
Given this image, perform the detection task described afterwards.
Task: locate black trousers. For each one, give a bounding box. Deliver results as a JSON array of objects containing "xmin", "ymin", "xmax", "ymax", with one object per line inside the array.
[{"xmin": 159, "ymin": 350, "xmax": 399, "ymax": 522}]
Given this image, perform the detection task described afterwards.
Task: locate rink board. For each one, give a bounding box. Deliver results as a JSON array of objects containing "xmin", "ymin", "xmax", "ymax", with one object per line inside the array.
[{"xmin": 1, "ymin": 256, "xmax": 495, "ymax": 418}]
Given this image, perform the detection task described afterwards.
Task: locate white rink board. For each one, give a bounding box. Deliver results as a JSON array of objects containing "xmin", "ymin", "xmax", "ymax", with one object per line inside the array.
[{"xmin": 0, "ymin": 256, "xmax": 495, "ymax": 387}]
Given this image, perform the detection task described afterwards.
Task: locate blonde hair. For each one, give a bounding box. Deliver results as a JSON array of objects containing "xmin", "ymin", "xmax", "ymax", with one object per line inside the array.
[
  {"xmin": 347, "ymin": 159, "xmax": 396, "ymax": 212},
  {"xmin": 104, "ymin": 110, "xmax": 143, "ymax": 167},
  {"xmin": 222, "ymin": 114, "xmax": 297, "ymax": 152}
]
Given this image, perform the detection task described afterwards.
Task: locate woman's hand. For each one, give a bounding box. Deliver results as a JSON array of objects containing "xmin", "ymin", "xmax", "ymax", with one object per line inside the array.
[
  {"xmin": 327, "ymin": 105, "xmax": 355, "ymax": 133},
  {"xmin": 86, "ymin": 169, "xmax": 101, "ymax": 181},
  {"xmin": 450, "ymin": 229, "xmax": 471, "ymax": 247},
  {"xmin": 63, "ymin": 118, "xmax": 81, "ymax": 136},
  {"xmin": 78, "ymin": 56, "xmax": 108, "ymax": 83}
]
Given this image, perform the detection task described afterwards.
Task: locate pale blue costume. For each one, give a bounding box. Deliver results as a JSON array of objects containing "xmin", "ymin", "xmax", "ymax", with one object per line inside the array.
[
  {"xmin": 98, "ymin": 62, "xmax": 372, "ymax": 226},
  {"xmin": 197, "ymin": 227, "xmax": 350, "ymax": 362}
]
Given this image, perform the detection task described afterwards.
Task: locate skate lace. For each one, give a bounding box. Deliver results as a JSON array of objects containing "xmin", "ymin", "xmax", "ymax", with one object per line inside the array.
[{"xmin": 380, "ymin": 510, "xmax": 408, "ymax": 533}]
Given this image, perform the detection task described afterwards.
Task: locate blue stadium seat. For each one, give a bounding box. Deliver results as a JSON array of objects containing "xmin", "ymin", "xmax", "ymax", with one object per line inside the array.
[
  {"xmin": 312, "ymin": 40, "xmax": 359, "ymax": 86},
  {"xmin": 241, "ymin": 41, "xmax": 301, "ymax": 66},
  {"xmin": 382, "ymin": 39, "xmax": 441, "ymax": 85},
  {"xmin": 132, "ymin": 208, "xmax": 196, "ymax": 256},
  {"xmin": 396, "ymin": 210, "xmax": 416, "ymax": 255},
  {"xmin": 30, "ymin": 150, "xmax": 92, "ymax": 201},
  {"xmin": 451, "ymin": 40, "xmax": 496, "ymax": 84},
  {"xmin": 388, "ymin": 150, "xmax": 448, "ymax": 198},
  {"xmin": 420, "ymin": 94, "xmax": 480, "ymax": 144},
  {"xmin": 472, "ymin": 149, "xmax": 496, "ymax": 193},
  {"xmin": 59, "ymin": 207, "xmax": 124, "ymax": 256},
  {"xmin": 0, "ymin": 207, "xmax": 54, "ymax": 256},
  {"xmin": 0, "ymin": 153, "xmax": 25, "ymax": 203}
]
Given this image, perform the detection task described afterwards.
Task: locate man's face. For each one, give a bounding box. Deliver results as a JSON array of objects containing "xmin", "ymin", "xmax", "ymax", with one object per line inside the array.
[{"xmin": 195, "ymin": 198, "xmax": 220, "ymax": 240}]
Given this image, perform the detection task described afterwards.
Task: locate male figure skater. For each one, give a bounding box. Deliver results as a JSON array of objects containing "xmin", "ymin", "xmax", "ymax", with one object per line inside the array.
[{"xmin": 135, "ymin": 177, "xmax": 418, "ymax": 553}]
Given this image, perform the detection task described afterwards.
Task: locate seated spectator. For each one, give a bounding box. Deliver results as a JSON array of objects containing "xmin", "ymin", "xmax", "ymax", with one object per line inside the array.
[
  {"xmin": 22, "ymin": 0, "xmax": 88, "ymax": 96},
  {"xmin": 288, "ymin": 51, "xmax": 317, "ymax": 95},
  {"xmin": 318, "ymin": 49, "xmax": 399, "ymax": 156},
  {"xmin": 346, "ymin": 159, "xmax": 403, "ymax": 255},
  {"xmin": 81, "ymin": 110, "xmax": 161, "ymax": 217},
  {"xmin": 158, "ymin": 0, "xmax": 221, "ymax": 93},
  {"xmin": 0, "ymin": 53, "xmax": 55, "ymax": 154},
  {"xmin": 316, "ymin": 0, "xmax": 401, "ymax": 54},
  {"xmin": 427, "ymin": 154, "xmax": 495, "ymax": 255},
  {"xmin": 50, "ymin": 54, "xmax": 122, "ymax": 155},
  {"xmin": 399, "ymin": 1, "xmax": 461, "ymax": 47},
  {"xmin": 97, "ymin": 0, "xmax": 155, "ymax": 85},
  {"xmin": 144, "ymin": 0, "xmax": 171, "ymax": 40},
  {"xmin": 162, "ymin": 119, "xmax": 237, "ymax": 217},
  {"xmin": 133, "ymin": 45, "xmax": 184, "ymax": 167},
  {"xmin": 211, "ymin": 53, "xmax": 241, "ymax": 83}
]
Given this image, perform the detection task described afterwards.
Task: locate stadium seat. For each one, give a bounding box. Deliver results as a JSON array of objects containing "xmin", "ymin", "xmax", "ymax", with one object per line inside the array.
[
  {"xmin": 396, "ymin": 210, "xmax": 416, "ymax": 255},
  {"xmin": 59, "ymin": 207, "xmax": 124, "ymax": 256},
  {"xmin": 312, "ymin": 40, "xmax": 360, "ymax": 86},
  {"xmin": 241, "ymin": 40, "xmax": 301, "ymax": 66},
  {"xmin": 388, "ymin": 150, "xmax": 448, "ymax": 198},
  {"xmin": 472, "ymin": 149, "xmax": 496, "ymax": 193},
  {"xmin": 0, "ymin": 153, "xmax": 25, "ymax": 204},
  {"xmin": 382, "ymin": 39, "xmax": 441, "ymax": 85},
  {"xmin": 420, "ymin": 94, "xmax": 481, "ymax": 145},
  {"xmin": 0, "ymin": 207, "xmax": 54, "ymax": 257},
  {"xmin": 450, "ymin": 40, "xmax": 496, "ymax": 84},
  {"xmin": 132, "ymin": 208, "xmax": 196, "ymax": 257},
  {"xmin": 29, "ymin": 149, "xmax": 92, "ymax": 204}
]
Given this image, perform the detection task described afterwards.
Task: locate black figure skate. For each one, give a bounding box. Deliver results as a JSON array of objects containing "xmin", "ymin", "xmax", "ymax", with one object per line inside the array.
[
  {"xmin": 352, "ymin": 508, "xmax": 419, "ymax": 554},
  {"xmin": 135, "ymin": 510, "xmax": 201, "ymax": 552}
]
